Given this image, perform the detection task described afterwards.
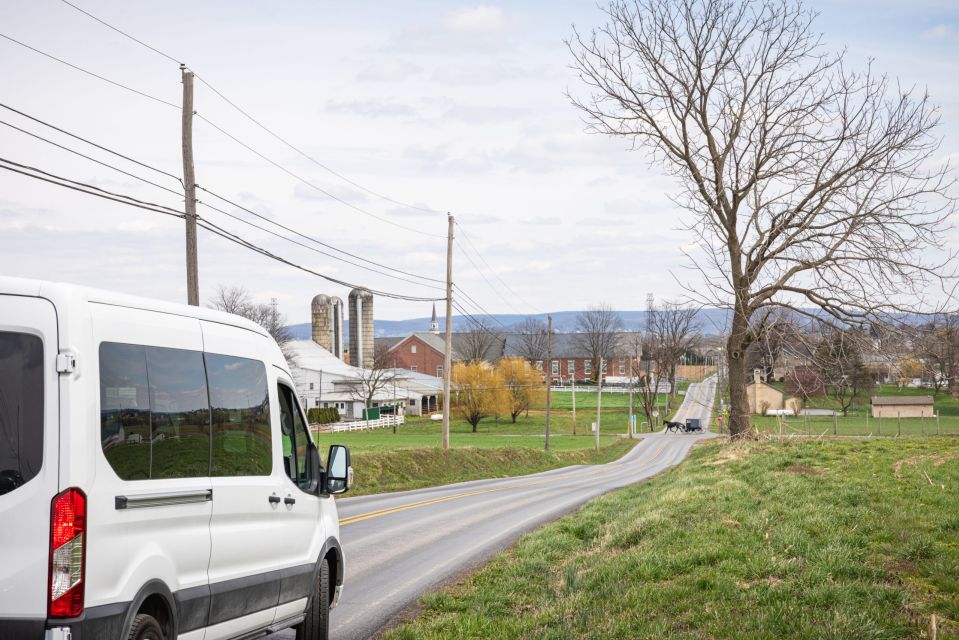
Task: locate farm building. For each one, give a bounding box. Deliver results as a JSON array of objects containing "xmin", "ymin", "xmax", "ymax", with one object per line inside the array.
[
  {"xmin": 746, "ymin": 369, "xmax": 785, "ymax": 414},
  {"xmin": 871, "ymin": 396, "xmax": 935, "ymax": 418}
]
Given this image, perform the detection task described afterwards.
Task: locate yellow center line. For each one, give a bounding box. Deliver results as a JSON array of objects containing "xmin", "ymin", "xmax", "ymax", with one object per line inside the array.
[{"xmin": 339, "ymin": 438, "xmax": 672, "ymax": 526}]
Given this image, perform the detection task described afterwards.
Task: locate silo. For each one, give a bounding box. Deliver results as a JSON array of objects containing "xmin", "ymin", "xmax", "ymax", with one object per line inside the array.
[
  {"xmin": 348, "ymin": 288, "xmax": 374, "ymax": 369},
  {"xmin": 311, "ymin": 294, "xmax": 345, "ymax": 359}
]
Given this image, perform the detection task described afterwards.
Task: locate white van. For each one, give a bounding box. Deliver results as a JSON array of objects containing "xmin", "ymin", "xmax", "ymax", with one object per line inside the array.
[{"xmin": 0, "ymin": 277, "xmax": 352, "ymax": 640}]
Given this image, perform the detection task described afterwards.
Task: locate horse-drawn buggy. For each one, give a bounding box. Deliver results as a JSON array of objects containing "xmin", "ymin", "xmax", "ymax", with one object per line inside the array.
[{"xmin": 664, "ymin": 418, "xmax": 703, "ymax": 433}]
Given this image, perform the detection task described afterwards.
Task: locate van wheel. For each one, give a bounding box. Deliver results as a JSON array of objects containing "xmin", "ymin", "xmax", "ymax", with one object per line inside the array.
[
  {"xmin": 297, "ymin": 557, "xmax": 330, "ymax": 640},
  {"xmin": 127, "ymin": 613, "xmax": 165, "ymax": 640}
]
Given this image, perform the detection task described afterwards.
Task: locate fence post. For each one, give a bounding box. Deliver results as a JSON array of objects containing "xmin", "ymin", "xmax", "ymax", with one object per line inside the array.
[
  {"xmin": 921, "ymin": 412, "xmax": 925, "ymax": 436},
  {"xmin": 866, "ymin": 411, "xmax": 870, "ymax": 436},
  {"xmin": 833, "ymin": 413, "xmax": 837, "ymax": 436},
  {"xmin": 937, "ymin": 413, "xmax": 941, "ymax": 436},
  {"xmin": 878, "ymin": 413, "xmax": 881, "ymax": 436},
  {"xmin": 897, "ymin": 412, "xmax": 902, "ymax": 437},
  {"xmin": 805, "ymin": 414, "xmax": 809, "ymax": 436}
]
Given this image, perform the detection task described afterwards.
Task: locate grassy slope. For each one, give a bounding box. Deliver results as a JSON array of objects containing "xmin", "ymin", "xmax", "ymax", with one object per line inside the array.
[
  {"xmin": 388, "ymin": 438, "xmax": 959, "ymax": 639},
  {"xmin": 345, "ymin": 439, "xmax": 636, "ymax": 497}
]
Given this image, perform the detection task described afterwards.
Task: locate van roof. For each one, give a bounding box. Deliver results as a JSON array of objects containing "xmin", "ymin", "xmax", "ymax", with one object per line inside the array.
[{"xmin": 0, "ymin": 275, "xmax": 272, "ymax": 339}]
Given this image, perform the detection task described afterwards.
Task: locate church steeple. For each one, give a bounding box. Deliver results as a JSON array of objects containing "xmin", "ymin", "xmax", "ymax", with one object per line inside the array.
[{"xmin": 430, "ymin": 302, "xmax": 439, "ymax": 333}]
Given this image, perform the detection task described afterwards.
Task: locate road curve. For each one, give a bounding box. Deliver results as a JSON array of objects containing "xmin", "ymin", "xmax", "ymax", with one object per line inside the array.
[{"xmin": 272, "ymin": 376, "xmax": 717, "ymax": 640}]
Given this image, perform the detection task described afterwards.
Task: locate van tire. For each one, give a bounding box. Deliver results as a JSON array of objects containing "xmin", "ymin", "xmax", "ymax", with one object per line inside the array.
[
  {"xmin": 297, "ymin": 557, "xmax": 330, "ymax": 640},
  {"xmin": 127, "ymin": 613, "xmax": 165, "ymax": 640}
]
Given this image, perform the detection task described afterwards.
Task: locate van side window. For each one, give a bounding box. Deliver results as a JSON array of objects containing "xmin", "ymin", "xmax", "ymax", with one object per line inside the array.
[
  {"xmin": 100, "ymin": 343, "xmax": 152, "ymax": 480},
  {"xmin": 206, "ymin": 353, "xmax": 272, "ymax": 476},
  {"xmin": 278, "ymin": 384, "xmax": 315, "ymax": 491},
  {"xmin": 145, "ymin": 347, "xmax": 211, "ymax": 479},
  {"xmin": 100, "ymin": 342, "xmax": 211, "ymax": 480},
  {"xmin": 0, "ymin": 331, "xmax": 44, "ymax": 496}
]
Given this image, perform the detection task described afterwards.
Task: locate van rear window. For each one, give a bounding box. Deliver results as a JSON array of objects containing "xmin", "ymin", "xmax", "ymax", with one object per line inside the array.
[{"xmin": 0, "ymin": 331, "xmax": 44, "ymax": 496}]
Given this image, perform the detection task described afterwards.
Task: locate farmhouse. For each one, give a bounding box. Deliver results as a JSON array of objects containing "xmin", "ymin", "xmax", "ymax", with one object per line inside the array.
[
  {"xmin": 746, "ymin": 369, "xmax": 785, "ymax": 414},
  {"xmin": 871, "ymin": 395, "xmax": 935, "ymax": 418}
]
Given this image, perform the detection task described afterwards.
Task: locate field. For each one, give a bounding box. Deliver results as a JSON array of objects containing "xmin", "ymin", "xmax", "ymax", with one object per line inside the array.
[
  {"xmin": 387, "ymin": 438, "xmax": 959, "ymax": 639},
  {"xmin": 749, "ymin": 384, "xmax": 959, "ymax": 437}
]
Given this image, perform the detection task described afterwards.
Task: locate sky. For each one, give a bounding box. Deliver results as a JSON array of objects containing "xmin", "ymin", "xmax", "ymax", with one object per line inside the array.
[{"xmin": 1, "ymin": 0, "xmax": 957, "ymax": 324}]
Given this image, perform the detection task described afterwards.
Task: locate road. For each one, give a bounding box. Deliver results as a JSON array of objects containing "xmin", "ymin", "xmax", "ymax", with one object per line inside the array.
[{"xmin": 272, "ymin": 376, "xmax": 717, "ymax": 640}]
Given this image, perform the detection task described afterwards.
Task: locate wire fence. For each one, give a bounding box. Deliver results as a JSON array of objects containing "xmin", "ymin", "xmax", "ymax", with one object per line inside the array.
[{"xmin": 750, "ymin": 412, "xmax": 959, "ymax": 438}]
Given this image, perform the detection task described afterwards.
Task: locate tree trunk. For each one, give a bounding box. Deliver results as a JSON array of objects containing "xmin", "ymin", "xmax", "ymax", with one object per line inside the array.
[{"xmin": 726, "ymin": 317, "xmax": 752, "ymax": 439}]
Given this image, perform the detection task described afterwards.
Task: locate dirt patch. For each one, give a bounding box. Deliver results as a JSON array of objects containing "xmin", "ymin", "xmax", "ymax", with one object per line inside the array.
[
  {"xmin": 893, "ymin": 452, "xmax": 958, "ymax": 479},
  {"xmin": 784, "ymin": 465, "xmax": 825, "ymax": 475}
]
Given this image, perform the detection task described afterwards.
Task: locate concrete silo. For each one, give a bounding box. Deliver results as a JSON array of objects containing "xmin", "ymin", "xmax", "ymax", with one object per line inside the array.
[
  {"xmin": 348, "ymin": 287, "xmax": 374, "ymax": 368},
  {"xmin": 311, "ymin": 294, "xmax": 344, "ymax": 359}
]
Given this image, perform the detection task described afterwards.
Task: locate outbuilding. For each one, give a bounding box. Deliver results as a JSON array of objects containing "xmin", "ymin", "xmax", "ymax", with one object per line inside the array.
[{"xmin": 871, "ymin": 395, "xmax": 935, "ymax": 418}]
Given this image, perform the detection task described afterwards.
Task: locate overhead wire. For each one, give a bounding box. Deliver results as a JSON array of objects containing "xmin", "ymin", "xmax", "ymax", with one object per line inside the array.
[
  {"xmin": 456, "ymin": 220, "xmax": 536, "ymax": 313},
  {"xmin": 0, "ymin": 32, "xmax": 179, "ymax": 110},
  {"xmin": 0, "ymin": 101, "xmax": 443, "ymax": 288},
  {"xmin": 0, "ymin": 155, "xmax": 443, "ymax": 302}
]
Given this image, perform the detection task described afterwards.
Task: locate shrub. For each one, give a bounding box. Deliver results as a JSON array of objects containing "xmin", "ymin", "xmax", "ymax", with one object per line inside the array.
[{"xmin": 307, "ymin": 407, "xmax": 340, "ymax": 424}]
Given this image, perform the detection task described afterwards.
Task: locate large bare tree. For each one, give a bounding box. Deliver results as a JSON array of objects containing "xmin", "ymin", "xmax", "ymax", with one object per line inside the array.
[
  {"xmin": 349, "ymin": 342, "xmax": 399, "ymax": 411},
  {"xmin": 570, "ymin": 0, "xmax": 956, "ymax": 436},
  {"xmin": 513, "ymin": 318, "xmax": 549, "ymax": 364},
  {"xmin": 646, "ymin": 302, "xmax": 701, "ymax": 411},
  {"xmin": 455, "ymin": 320, "xmax": 502, "ymax": 364},
  {"xmin": 573, "ymin": 303, "xmax": 624, "ymax": 382},
  {"xmin": 209, "ymin": 285, "xmax": 295, "ymax": 364}
]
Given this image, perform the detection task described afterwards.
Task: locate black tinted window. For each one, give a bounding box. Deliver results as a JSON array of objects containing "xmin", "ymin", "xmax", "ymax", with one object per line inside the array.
[
  {"xmin": 0, "ymin": 332, "xmax": 44, "ymax": 496},
  {"xmin": 278, "ymin": 384, "xmax": 314, "ymax": 490},
  {"xmin": 100, "ymin": 343, "xmax": 212, "ymax": 480},
  {"xmin": 206, "ymin": 353, "xmax": 271, "ymax": 476},
  {"xmin": 100, "ymin": 343, "xmax": 152, "ymax": 480},
  {"xmin": 145, "ymin": 347, "xmax": 211, "ymax": 479}
]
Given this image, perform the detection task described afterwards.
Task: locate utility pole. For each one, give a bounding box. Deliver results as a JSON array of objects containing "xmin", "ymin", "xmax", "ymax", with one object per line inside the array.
[
  {"xmin": 442, "ymin": 214, "xmax": 454, "ymax": 450},
  {"xmin": 180, "ymin": 64, "xmax": 199, "ymax": 306},
  {"xmin": 595, "ymin": 358, "xmax": 603, "ymax": 450},
  {"xmin": 628, "ymin": 354, "xmax": 634, "ymax": 436},
  {"xmin": 571, "ymin": 372, "xmax": 577, "ymax": 436},
  {"xmin": 545, "ymin": 314, "xmax": 552, "ymax": 450}
]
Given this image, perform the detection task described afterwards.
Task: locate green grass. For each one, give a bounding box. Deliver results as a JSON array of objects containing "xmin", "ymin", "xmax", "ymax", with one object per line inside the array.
[
  {"xmin": 387, "ymin": 438, "xmax": 959, "ymax": 639},
  {"xmin": 751, "ymin": 413, "xmax": 959, "ymax": 437},
  {"xmin": 345, "ymin": 439, "xmax": 637, "ymax": 497}
]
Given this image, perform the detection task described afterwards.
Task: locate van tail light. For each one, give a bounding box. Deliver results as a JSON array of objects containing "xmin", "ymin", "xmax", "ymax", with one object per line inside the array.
[{"xmin": 48, "ymin": 488, "xmax": 86, "ymax": 618}]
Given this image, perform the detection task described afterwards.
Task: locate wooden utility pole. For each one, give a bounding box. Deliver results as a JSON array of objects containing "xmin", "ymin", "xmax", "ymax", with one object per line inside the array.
[
  {"xmin": 628, "ymin": 354, "xmax": 634, "ymax": 436},
  {"xmin": 545, "ymin": 314, "xmax": 552, "ymax": 450},
  {"xmin": 571, "ymin": 372, "xmax": 577, "ymax": 435},
  {"xmin": 180, "ymin": 65, "xmax": 199, "ymax": 306},
  {"xmin": 442, "ymin": 214, "xmax": 454, "ymax": 449},
  {"xmin": 595, "ymin": 358, "xmax": 603, "ymax": 451}
]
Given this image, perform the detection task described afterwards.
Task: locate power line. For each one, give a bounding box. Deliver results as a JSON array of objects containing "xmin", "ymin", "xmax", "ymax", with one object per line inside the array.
[
  {"xmin": 0, "ymin": 155, "xmax": 443, "ymax": 302},
  {"xmin": 196, "ymin": 186, "xmax": 443, "ymax": 284},
  {"xmin": 0, "ymin": 33, "xmax": 179, "ymax": 110},
  {"xmin": 194, "ymin": 113, "xmax": 445, "ymax": 239},
  {"xmin": 0, "ymin": 102, "xmax": 182, "ymax": 183},
  {"xmin": 58, "ymin": 0, "xmax": 182, "ymax": 65},
  {"xmin": 0, "ymin": 118, "xmax": 182, "ymax": 198},
  {"xmin": 454, "ymin": 241, "xmax": 523, "ymax": 315},
  {"xmin": 1, "ymin": 101, "xmax": 442, "ymax": 288},
  {"xmin": 456, "ymin": 220, "xmax": 536, "ymax": 313},
  {"xmin": 197, "ymin": 199, "xmax": 446, "ymax": 291},
  {"xmin": 56, "ymin": 1, "xmax": 449, "ymax": 216}
]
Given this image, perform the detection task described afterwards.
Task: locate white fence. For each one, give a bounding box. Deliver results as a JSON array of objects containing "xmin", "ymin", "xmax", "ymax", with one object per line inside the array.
[
  {"xmin": 550, "ymin": 384, "xmax": 672, "ymax": 394},
  {"xmin": 312, "ymin": 415, "xmax": 405, "ymax": 434}
]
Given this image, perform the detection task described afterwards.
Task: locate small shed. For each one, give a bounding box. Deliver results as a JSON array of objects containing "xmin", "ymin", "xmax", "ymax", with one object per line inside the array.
[
  {"xmin": 871, "ymin": 396, "xmax": 935, "ymax": 418},
  {"xmin": 747, "ymin": 369, "xmax": 785, "ymax": 414}
]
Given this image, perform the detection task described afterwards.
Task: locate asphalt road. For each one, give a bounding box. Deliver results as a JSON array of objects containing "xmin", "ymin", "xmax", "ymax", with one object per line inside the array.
[{"xmin": 272, "ymin": 376, "xmax": 717, "ymax": 640}]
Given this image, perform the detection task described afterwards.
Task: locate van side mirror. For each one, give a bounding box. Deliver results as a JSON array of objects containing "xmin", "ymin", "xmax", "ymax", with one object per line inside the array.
[
  {"xmin": 306, "ymin": 444, "xmax": 321, "ymax": 495},
  {"xmin": 325, "ymin": 445, "xmax": 352, "ymax": 495}
]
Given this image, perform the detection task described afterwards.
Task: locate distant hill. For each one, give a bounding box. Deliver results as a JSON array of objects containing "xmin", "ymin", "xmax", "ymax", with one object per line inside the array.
[{"xmin": 286, "ymin": 308, "xmax": 734, "ymax": 339}]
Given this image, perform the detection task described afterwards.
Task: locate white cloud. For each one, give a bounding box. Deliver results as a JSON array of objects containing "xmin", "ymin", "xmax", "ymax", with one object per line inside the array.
[
  {"xmin": 356, "ymin": 60, "xmax": 422, "ymax": 82},
  {"xmin": 444, "ymin": 6, "xmax": 506, "ymax": 33},
  {"xmin": 923, "ymin": 24, "xmax": 959, "ymax": 40}
]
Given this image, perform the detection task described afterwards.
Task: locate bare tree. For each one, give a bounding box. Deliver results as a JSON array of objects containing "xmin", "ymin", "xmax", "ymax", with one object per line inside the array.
[
  {"xmin": 514, "ymin": 318, "xmax": 549, "ymax": 364},
  {"xmin": 914, "ymin": 315, "xmax": 959, "ymax": 396},
  {"xmin": 209, "ymin": 285, "xmax": 295, "ymax": 364},
  {"xmin": 455, "ymin": 320, "xmax": 501, "ymax": 364},
  {"xmin": 812, "ymin": 327, "xmax": 873, "ymax": 416},
  {"xmin": 570, "ymin": 0, "xmax": 955, "ymax": 437},
  {"xmin": 573, "ymin": 303, "xmax": 624, "ymax": 382},
  {"xmin": 646, "ymin": 302, "xmax": 701, "ymax": 411},
  {"xmin": 622, "ymin": 331, "xmax": 659, "ymax": 431},
  {"xmin": 349, "ymin": 343, "xmax": 399, "ymax": 410}
]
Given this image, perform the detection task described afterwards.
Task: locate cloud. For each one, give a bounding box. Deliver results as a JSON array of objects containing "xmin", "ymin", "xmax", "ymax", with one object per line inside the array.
[
  {"xmin": 923, "ymin": 24, "xmax": 959, "ymax": 40},
  {"xmin": 523, "ymin": 216, "xmax": 561, "ymax": 226},
  {"xmin": 444, "ymin": 6, "xmax": 506, "ymax": 33},
  {"xmin": 322, "ymin": 98, "xmax": 418, "ymax": 118},
  {"xmin": 356, "ymin": 60, "xmax": 422, "ymax": 83},
  {"xmin": 293, "ymin": 183, "xmax": 370, "ymax": 204}
]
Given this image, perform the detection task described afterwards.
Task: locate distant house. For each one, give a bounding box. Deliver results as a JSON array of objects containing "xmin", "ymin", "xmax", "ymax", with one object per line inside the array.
[
  {"xmin": 871, "ymin": 395, "xmax": 935, "ymax": 418},
  {"xmin": 746, "ymin": 369, "xmax": 785, "ymax": 414},
  {"xmin": 784, "ymin": 365, "xmax": 826, "ymax": 398}
]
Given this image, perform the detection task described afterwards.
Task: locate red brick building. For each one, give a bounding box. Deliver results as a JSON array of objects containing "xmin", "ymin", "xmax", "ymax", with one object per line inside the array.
[{"xmin": 381, "ymin": 333, "xmax": 447, "ymax": 378}]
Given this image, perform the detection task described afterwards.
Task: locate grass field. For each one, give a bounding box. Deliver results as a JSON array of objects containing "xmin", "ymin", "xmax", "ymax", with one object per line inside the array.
[
  {"xmin": 343, "ymin": 439, "xmax": 637, "ymax": 496},
  {"xmin": 387, "ymin": 438, "xmax": 959, "ymax": 639}
]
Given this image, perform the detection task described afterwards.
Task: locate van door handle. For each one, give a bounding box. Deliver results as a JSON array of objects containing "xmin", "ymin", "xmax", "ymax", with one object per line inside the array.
[
  {"xmin": 284, "ymin": 496, "xmax": 296, "ymax": 506},
  {"xmin": 269, "ymin": 495, "xmax": 281, "ymax": 504}
]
